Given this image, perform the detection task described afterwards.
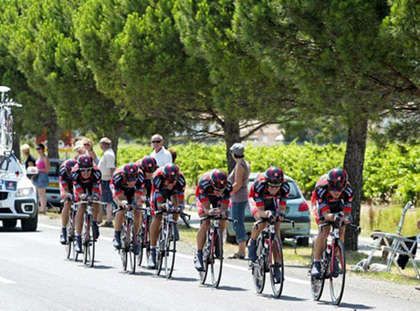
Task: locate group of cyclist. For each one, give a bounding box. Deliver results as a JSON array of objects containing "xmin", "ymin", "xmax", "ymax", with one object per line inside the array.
[{"xmin": 58, "ymin": 145, "xmax": 353, "ymax": 277}]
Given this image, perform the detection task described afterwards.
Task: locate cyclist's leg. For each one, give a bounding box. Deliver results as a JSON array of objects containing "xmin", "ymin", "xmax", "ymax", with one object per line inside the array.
[
  {"xmin": 196, "ymin": 200, "xmax": 210, "ymax": 251},
  {"xmin": 134, "ymin": 208, "xmax": 143, "ymax": 237},
  {"xmin": 75, "ymin": 204, "xmax": 86, "ymax": 235},
  {"xmin": 61, "ymin": 199, "xmax": 71, "ymax": 227},
  {"xmin": 313, "ymin": 225, "xmax": 330, "ymax": 261}
]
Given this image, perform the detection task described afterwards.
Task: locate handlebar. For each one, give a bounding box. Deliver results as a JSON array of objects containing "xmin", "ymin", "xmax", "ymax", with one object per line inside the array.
[
  {"xmin": 74, "ymin": 200, "xmax": 104, "ymax": 206},
  {"xmin": 256, "ymin": 215, "xmax": 295, "ymax": 228},
  {"xmin": 200, "ymin": 214, "xmax": 233, "ymax": 222}
]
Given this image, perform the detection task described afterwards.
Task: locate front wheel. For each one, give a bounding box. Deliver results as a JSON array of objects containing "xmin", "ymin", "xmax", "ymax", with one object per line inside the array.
[
  {"xmin": 156, "ymin": 224, "xmax": 176, "ymax": 279},
  {"xmin": 208, "ymin": 228, "xmax": 223, "ymax": 288},
  {"xmin": 329, "ymin": 240, "xmax": 346, "ymax": 305},
  {"xmin": 252, "ymin": 236, "xmax": 266, "ymax": 294},
  {"xmin": 270, "ymin": 237, "xmax": 284, "ymax": 298},
  {"xmin": 83, "ymin": 215, "xmax": 95, "ymax": 267},
  {"xmin": 310, "ymin": 244, "xmax": 325, "ymax": 301}
]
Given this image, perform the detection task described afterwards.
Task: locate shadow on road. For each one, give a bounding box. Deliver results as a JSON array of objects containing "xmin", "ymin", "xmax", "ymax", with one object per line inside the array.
[
  {"xmin": 260, "ymin": 293, "xmax": 306, "ymax": 301},
  {"xmin": 317, "ymin": 301, "xmax": 374, "ymax": 310},
  {"xmin": 215, "ymin": 285, "xmax": 248, "ymax": 292},
  {"xmin": 171, "ymin": 276, "xmax": 198, "ymax": 282}
]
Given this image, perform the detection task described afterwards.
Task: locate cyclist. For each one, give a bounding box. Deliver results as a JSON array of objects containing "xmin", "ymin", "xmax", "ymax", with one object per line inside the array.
[
  {"xmin": 147, "ymin": 163, "xmax": 185, "ymax": 269},
  {"xmin": 137, "ymin": 156, "xmax": 158, "ymax": 206},
  {"xmin": 248, "ymin": 166, "xmax": 289, "ymax": 283},
  {"xmin": 72, "ymin": 155, "xmax": 102, "ymax": 253},
  {"xmin": 59, "ymin": 159, "xmax": 77, "ymax": 244},
  {"xmin": 111, "ymin": 163, "xmax": 145, "ymax": 255},
  {"xmin": 194, "ymin": 169, "xmax": 232, "ymax": 271},
  {"xmin": 310, "ymin": 168, "xmax": 352, "ymax": 278}
]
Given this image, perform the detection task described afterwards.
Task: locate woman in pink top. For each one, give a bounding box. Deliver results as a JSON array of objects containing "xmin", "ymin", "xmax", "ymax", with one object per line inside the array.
[{"xmin": 35, "ymin": 144, "xmax": 50, "ymax": 214}]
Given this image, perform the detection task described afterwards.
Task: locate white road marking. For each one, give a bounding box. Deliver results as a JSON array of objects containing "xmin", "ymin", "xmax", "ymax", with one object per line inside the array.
[
  {"xmin": 0, "ymin": 276, "xmax": 16, "ymax": 284},
  {"xmin": 39, "ymin": 223, "xmax": 309, "ymax": 285}
]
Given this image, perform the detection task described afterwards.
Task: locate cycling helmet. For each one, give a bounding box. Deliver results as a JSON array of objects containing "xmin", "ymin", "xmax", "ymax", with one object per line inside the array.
[
  {"xmin": 138, "ymin": 156, "xmax": 158, "ymax": 174},
  {"xmin": 264, "ymin": 166, "xmax": 284, "ymax": 187},
  {"xmin": 162, "ymin": 163, "xmax": 179, "ymax": 182},
  {"xmin": 77, "ymin": 155, "xmax": 93, "ymax": 169},
  {"xmin": 327, "ymin": 168, "xmax": 348, "ymax": 191},
  {"xmin": 123, "ymin": 163, "xmax": 138, "ymax": 182},
  {"xmin": 210, "ymin": 169, "xmax": 228, "ymax": 191}
]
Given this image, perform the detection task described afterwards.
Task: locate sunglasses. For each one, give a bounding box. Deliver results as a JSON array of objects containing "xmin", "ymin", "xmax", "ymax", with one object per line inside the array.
[
  {"xmin": 152, "ymin": 140, "xmax": 162, "ymax": 143},
  {"xmin": 80, "ymin": 168, "xmax": 92, "ymax": 173}
]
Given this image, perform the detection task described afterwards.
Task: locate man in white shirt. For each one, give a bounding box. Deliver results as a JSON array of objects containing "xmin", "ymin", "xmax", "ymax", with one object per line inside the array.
[
  {"xmin": 150, "ymin": 134, "xmax": 172, "ymax": 167},
  {"xmin": 98, "ymin": 137, "xmax": 116, "ymax": 227}
]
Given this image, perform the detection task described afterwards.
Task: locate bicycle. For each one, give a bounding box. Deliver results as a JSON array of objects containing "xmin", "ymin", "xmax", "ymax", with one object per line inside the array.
[
  {"xmin": 251, "ymin": 214, "xmax": 294, "ymax": 298},
  {"xmin": 310, "ymin": 212, "xmax": 359, "ymax": 305},
  {"xmin": 74, "ymin": 197, "xmax": 103, "ymax": 268},
  {"xmin": 119, "ymin": 203, "xmax": 137, "ymax": 274},
  {"xmin": 199, "ymin": 211, "xmax": 232, "ymax": 288},
  {"xmin": 155, "ymin": 203, "xmax": 190, "ymax": 279},
  {"xmin": 64, "ymin": 198, "xmax": 78, "ymax": 261},
  {"xmin": 0, "ymin": 86, "xmax": 21, "ymax": 153},
  {"xmin": 137, "ymin": 202, "xmax": 152, "ymax": 267}
]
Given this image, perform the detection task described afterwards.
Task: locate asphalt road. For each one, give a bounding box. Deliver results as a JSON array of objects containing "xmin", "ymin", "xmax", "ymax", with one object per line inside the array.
[{"xmin": 0, "ymin": 216, "xmax": 419, "ymax": 311}]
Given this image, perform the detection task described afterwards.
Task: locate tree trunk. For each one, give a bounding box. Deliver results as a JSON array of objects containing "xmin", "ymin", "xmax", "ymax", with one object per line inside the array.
[
  {"xmin": 223, "ymin": 117, "xmax": 241, "ymax": 172},
  {"xmin": 343, "ymin": 115, "xmax": 368, "ymax": 251},
  {"xmin": 46, "ymin": 113, "xmax": 59, "ymax": 159},
  {"xmin": 108, "ymin": 121, "xmax": 124, "ymax": 166}
]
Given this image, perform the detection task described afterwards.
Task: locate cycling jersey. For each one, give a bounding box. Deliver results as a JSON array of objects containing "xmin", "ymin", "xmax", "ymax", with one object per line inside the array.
[
  {"xmin": 111, "ymin": 168, "xmax": 144, "ymax": 205},
  {"xmin": 195, "ymin": 171, "xmax": 232, "ymax": 216},
  {"xmin": 249, "ymin": 173, "xmax": 290, "ymax": 217},
  {"xmin": 311, "ymin": 174, "xmax": 353, "ymax": 224},
  {"xmin": 72, "ymin": 164, "xmax": 102, "ymax": 201},
  {"xmin": 59, "ymin": 160, "xmax": 75, "ymax": 198},
  {"xmin": 151, "ymin": 167, "xmax": 185, "ymax": 213}
]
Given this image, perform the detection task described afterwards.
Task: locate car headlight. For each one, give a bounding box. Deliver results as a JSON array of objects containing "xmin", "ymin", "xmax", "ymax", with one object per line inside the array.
[{"xmin": 16, "ymin": 187, "xmax": 35, "ymax": 197}]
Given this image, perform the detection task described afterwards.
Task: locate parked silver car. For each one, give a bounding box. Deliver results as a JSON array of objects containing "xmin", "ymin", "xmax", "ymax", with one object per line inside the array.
[
  {"xmin": 0, "ymin": 154, "xmax": 38, "ymax": 231},
  {"xmin": 226, "ymin": 173, "xmax": 311, "ymax": 246}
]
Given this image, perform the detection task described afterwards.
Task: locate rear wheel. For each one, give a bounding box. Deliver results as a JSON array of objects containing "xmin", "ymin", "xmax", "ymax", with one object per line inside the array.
[
  {"xmin": 252, "ymin": 236, "xmax": 266, "ymax": 294},
  {"xmin": 270, "ymin": 237, "xmax": 284, "ymax": 298},
  {"xmin": 329, "ymin": 240, "xmax": 346, "ymax": 305},
  {"xmin": 2, "ymin": 219, "xmax": 17, "ymax": 229}
]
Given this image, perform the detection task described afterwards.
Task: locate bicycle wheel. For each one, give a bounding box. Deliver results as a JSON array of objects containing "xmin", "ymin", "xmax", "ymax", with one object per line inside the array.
[
  {"xmin": 252, "ymin": 236, "xmax": 266, "ymax": 294},
  {"xmin": 164, "ymin": 224, "xmax": 177, "ymax": 279},
  {"xmin": 209, "ymin": 228, "xmax": 223, "ymax": 288},
  {"xmin": 137, "ymin": 228, "xmax": 145, "ymax": 267},
  {"xmin": 270, "ymin": 237, "xmax": 284, "ymax": 298},
  {"xmin": 82, "ymin": 215, "xmax": 91, "ymax": 266},
  {"xmin": 129, "ymin": 225, "xmax": 136, "ymax": 274},
  {"xmin": 156, "ymin": 229, "xmax": 165, "ymax": 276},
  {"xmin": 121, "ymin": 224, "xmax": 128, "ymax": 271},
  {"xmin": 329, "ymin": 240, "xmax": 346, "ymax": 305},
  {"xmin": 65, "ymin": 224, "xmax": 73, "ymax": 260},
  {"xmin": 200, "ymin": 232, "xmax": 211, "ymax": 285},
  {"xmin": 310, "ymin": 245, "xmax": 325, "ymax": 301},
  {"xmin": 88, "ymin": 216, "xmax": 95, "ymax": 267}
]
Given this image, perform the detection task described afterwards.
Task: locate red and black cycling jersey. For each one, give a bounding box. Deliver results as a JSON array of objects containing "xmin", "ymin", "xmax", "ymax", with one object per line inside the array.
[
  {"xmin": 151, "ymin": 167, "xmax": 186, "ymax": 210},
  {"xmin": 249, "ymin": 173, "xmax": 289, "ymax": 214},
  {"xmin": 111, "ymin": 168, "xmax": 144, "ymax": 204},
  {"xmin": 59, "ymin": 160, "xmax": 75, "ymax": 197},
  {"xmin": 71, "ymin": 164, "xmax": 102, "ymax": 201},
  {"xmin": 195, "ymin": 171, "xmax": 232, "ymax": 208},
  {"xmin": 311, "ymin": 174, "xmax": 353, "ymax": 215}
]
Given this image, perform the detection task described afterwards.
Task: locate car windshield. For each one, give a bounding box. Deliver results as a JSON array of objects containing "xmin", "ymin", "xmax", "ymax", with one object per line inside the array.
[{"xmin": 0, "ymin": 154, "xmax": 23, "ymax": 175}]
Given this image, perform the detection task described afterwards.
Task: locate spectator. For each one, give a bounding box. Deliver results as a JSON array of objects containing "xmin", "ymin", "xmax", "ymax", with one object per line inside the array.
[
  {"xmin": 73, "ymin": 140, "xmax": 86, "ymax": 159},
  {"xmin": 82, "ymin": 137, "xmax": 99, "ymax": 164},
  {"xmin": 34, "ymin": 144, "xmax": 50, "ymax": 214},
  {"xmin": 228, "ymin": 143, "xmax": 250, "ymax": 259},
  {"xmin": 169, "ymin": 147, "xmax": 177, "ymax": 163},
  {"xmin": 21, "ymin": 144, "xmax": 36, "ymax": 169},
  {"xmin": 98, "ymin": 137, "xmax": 115, "ymax": 227},
  {"xmin": 150, "ymin": 134, "xmax": 172, "ymax": 167}
]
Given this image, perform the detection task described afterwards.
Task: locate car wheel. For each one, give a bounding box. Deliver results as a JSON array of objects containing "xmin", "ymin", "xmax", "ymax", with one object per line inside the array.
[
  {"xmin": 2, "ymin": 219, "xmax": 17, "ymax": 229},
  {"xmin": 296, "ymin": 237, "xmax": 309, "ymax": 247},
  {"xmin": 21, "ymin": 214, "xmax": 38, "ymax": 231}
]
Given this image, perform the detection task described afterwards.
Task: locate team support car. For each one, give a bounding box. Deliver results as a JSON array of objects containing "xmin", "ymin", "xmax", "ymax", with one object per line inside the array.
[
  {"xmin": 46, "ymin": 158, "xmax": 62, "ymax": 208},
  {"xmin": 226, "ymin": 172, "xmax": 311, "ymax": 246},
  {"xmin": 0, "ymin": 153, "xmax": 38, "ymax": 231}
]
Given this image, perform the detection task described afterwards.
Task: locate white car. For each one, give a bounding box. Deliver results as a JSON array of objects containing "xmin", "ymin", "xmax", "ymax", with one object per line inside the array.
[{"xmin": 0, "ymin": 153, "xmax": 38, "ymax": 231}]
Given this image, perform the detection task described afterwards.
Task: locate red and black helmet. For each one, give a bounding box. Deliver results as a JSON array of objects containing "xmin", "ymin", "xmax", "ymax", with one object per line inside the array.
[
  {"xmin": 77, "ymin": 155, "xmax": 93, "ymax": 169},
  {"xmin": 162, "ymin": 163, "xmax": 179, "ymax": 182},
  {"xmin": 264, "ymin": 166, "xmax": 284, "ymax": 187},
  {"xmin": 327, "ymin": 168, "xmax": 348, "ymax": 191},
  {"xmin": 210, "ymin": 169, "xmax": 228, "ymax": 191},
  {"xmin": 138, "ymin": 156, "xmax": 158, "ymax": 174},
  {"xmin": 123, "ymin": 163, "xmax": 138, "ymax": 182}
]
